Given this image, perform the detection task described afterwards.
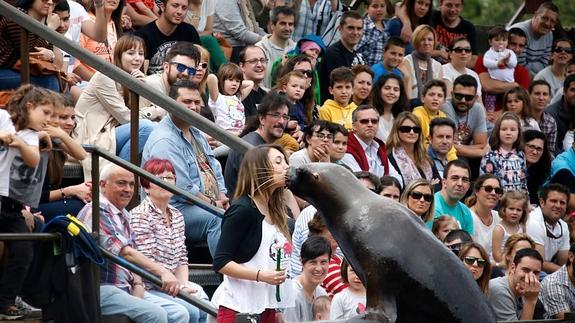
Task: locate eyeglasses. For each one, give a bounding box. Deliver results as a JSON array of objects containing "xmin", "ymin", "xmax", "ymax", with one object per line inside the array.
[
  {"xmin": 369, "ymin": 188, "xmax": 380, "ymax": 193},
  {"xmin": 170, "ymin": 62, "xmax": 196, "ymax": 76},
  {"xmin": 546, "ymin": 221, "xmax": 563, "ymax": 239},
  {"xmin": 453, "ymin": 93, "xmax": 475, "ymax": 102},
  {"xmin": 244, "ymin": 58, "xmax": 269, "ymax": 65},
  {"xmin": 313, "ymin": 132, "xmax": 334, "ymax": 141},
  {"xmin": 382, "ymin": 193, "xmax": 400, "ymax": 199},
  {"xmin": 525, "ymin": 143, "xmax": 544, "ymax": 153},
  {"xmin": 398, "ymin": 125, "xmax": 422, "ymax": 134},
  {"xmin": 358, "ymin": 118, "xmax": 379, "ymax": 125},
  {"xmin": 266, "ymin": 112, "xmax": 290, "ymax": 120},
  {"xmin": 451, "ymin": 47, "xmax": 472, "ymax": 54},
  {"xmin": 197, "ymin": 62, "xmax": 208, "ymax": 70},
  {"xmin": 553, "ymin": 47, "xmax": 573, "ymax": 54},
  {"xmin": 481, "ymin": 185, "xmax": 503, "ymax": 195},
  {"xmin": 295, "ymin": 69, "xmax": 314, "ymax": 78},
  {"xmin": 159, "ymin": 175, "xmax": 176, "ymax": 182},
  {"xmin": 463, "ymin": 256, "xmax": 487, "ymax": 268},
  {"xmin": 446, "ymin": 242, "xmax": 461, "ymax": 255},
  {"xmin": 409, "ymin": 191, "xmax": 433, "ymax": 202}
]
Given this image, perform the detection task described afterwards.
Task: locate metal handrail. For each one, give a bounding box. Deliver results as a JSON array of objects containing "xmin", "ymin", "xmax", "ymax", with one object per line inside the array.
[
  {"xmin": 83, "ymin": 145, "xmax": 224, "ymax": 217},
  {"xmin": 0, "ymin": 1, "xmax": 252, "ymax": 155},
  {"xmin": 100, "ymin": 248, "xmax": 218, "ymax": 317}
]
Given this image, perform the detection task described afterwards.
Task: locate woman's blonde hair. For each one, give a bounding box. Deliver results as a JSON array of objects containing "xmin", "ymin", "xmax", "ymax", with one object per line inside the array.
[
  {"xmin": 386, "ymin": 111, "xmax": 431, "ymax": 171},
  {"xmin": 412, "ymin": 24, "xmax": 436, "ymax": 51},
  {"xmin": 400, "ymin": 179, "xmax": 435, "ymax": 222},
  {"xmin": 112, "ymin": 34, "xmax": 146, "ymax": 103},
  {"xmin": 498, "ymin": 190, "xmax": 529, "ymax": 227},
  {"xmin": 195, "ymin": 44, "xmax": 210, "ymax": 93},
  {"xmin": 459, "ymin": 242, "xmax": 492, "ymax": 295},
  {"xmin": 502, "ymin": 233, "xmax": 535, "ymax": 269},
  {"xmin": 234, "ymin": 144, "xmax": 291, "ymax": 241}
]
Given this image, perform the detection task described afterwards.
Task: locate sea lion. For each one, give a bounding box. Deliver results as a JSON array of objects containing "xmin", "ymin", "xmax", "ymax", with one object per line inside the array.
[{"xmin": 286, "ymin": 163, "xmax": 496, "ymax": 323}]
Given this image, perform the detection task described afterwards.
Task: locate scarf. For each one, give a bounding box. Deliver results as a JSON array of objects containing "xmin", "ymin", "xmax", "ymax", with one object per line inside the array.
[
  {"xmin": 392, "ymin": 146, "xmax": 432, "ymax": 184},
  {"xmin": 412, "ymin": 50, "xmax": 433, "ymax": 98}
]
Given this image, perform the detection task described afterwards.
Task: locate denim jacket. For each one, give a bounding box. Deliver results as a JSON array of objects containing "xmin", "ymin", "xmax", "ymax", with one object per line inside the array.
[{"xmin": 142, "ymin": 115, "xmax": 227, "ymax": 205}]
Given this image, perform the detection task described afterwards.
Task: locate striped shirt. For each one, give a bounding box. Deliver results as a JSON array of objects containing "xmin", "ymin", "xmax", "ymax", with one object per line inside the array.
[
  {"xmin": 538, "ymin": 111, "xmax": 558, "ymax": 155},
  {"xmin": 77, "ymin": 195, "xmax": 136, "ymax": 289},
  {"xmin": 510, "ymin": 19, "xmax": 553, "ymax": 75},
  {"xmin": 540, "ymin": 265, "xmax": 575, "ymax": 318},
  {"xmin": 129, "ymin": 196, "xmax": 188, "ymax": 275},
  {"xmin": 293, "ymin": 0, "xmax": 341, "ymax": 41},
  {"xmin": 0, "ymin": 7, "xmax": 52, "ymax": 68},
  {"xmin": 321, "ymin": 254, "xmax": 348, "ymax": 297}
]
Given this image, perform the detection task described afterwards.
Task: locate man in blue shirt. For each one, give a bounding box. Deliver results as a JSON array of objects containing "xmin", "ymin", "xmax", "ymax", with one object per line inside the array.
[
  {"xmin": 433, "ymin": 159, "xmax": 474, "ymax": 234},
  {"xmin": 371, "ymin": 37, "xmax": 405, "ymax": 83},
  {"xmin": 142, "ymin": 80, "xmax": 228, "ymax": 257}
]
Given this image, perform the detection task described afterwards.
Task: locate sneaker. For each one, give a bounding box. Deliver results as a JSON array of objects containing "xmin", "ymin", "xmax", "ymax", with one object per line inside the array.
[
  {"xmin": 15, "ymin": 296, "xmax": 42, "ymax": 319},
  {"xmin": 0, "ymin": 305, "xmax": 24, "ymax": 320}
]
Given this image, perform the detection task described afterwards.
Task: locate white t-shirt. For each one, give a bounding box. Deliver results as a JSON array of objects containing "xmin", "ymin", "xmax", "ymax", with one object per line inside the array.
[
  {"xmin": 442, "ymin": 63, "xmax": 482, "ymax": 97},
  {"xmin": 197, "ymin": 0, "xmax": 215, "ymax": 32},
  {"xmin": 288, "ymin": 149, "xmax": 312, "ymax": 168},
  {"xmin": 0, "ymin": 110, "xmax": 16, "ymax": 197},
  {"xmin": 329, "ymin": 288, "xmax": 366, "ymax": 320},
  {"xmin": 209, "ymin": 94, "xmax": 245, "ymax": 134},
  {"xmin": 527, "ymin": 207, "xmax": 570, "ymax": 262},
  {"xmin": 470, "ymin": 209, "xmax": 500, "ymax": 260},
  {"xmin": 483, "ymin": 48, "xmax": 517, "ymax": 83},
  {"xmin": 63, "ymin": 1, "xmax": 91, "ymax": 73}
]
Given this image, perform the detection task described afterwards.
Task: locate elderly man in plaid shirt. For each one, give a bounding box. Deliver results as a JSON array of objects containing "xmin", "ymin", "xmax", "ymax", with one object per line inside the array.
[
  {"xmin": 540, "ymin": 244, "xmax": 575, "ymax": 319},
  {"xmin": 78, "ymin": 164, "xmax": 189, "ymax": 323}
]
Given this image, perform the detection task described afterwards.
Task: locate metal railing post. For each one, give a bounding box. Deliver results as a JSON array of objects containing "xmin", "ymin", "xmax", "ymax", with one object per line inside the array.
[
  {"xmin": 19, "ymin": 28, "xmax": 29, "ymax": 85},
  {"xmin": 91, "ymin": 152, "xmax": 101, "ymax": 317},
  {"xmin": 128, "ymin": 91, "xmax": 140, "ymax": 208}
]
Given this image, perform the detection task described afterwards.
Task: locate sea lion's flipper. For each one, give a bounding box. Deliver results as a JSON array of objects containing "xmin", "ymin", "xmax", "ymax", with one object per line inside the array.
[{"xmin": 365, "ymin": 285, "xmax": 396, "ymax": 322}]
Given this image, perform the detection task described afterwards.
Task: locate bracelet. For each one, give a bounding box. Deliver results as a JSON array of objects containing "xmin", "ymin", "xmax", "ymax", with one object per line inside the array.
[
  {"xmin": 256, "ymin": 270, "xmax": 260, "ymax": 282},
  {"xmin": 94, "ymin": 0, "xmax": 104, "ymax": 8},
  {"xmin": 60, "ymin": 188, "xmax": 66, "ymax": 199},
  {"xmin": 210, "ymin": 198, "xmax": 217, "ymax": 207}
]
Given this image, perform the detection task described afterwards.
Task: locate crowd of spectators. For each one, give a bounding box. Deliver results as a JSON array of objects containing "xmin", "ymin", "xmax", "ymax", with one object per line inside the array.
[{"xmin": 1, "ymin": 0, "xmax": 575, "ymax": 321}]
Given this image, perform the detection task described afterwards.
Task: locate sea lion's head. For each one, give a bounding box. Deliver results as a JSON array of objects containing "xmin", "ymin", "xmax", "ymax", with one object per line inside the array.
[{"xmin": 287, "ymin": 163, "xmax": 366, "ymax": 206}]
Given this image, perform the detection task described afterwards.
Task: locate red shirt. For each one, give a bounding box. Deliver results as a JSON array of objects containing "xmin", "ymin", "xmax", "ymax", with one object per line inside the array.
[
  {"xmin": 321, "ymin": 255, "xmax": 349, "ymax": 298},
  {"xmin": 475, "ymin": 55, "xmax": 531, "ymax": 111}
]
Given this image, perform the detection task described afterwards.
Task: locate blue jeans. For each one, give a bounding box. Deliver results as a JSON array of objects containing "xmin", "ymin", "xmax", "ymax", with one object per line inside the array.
[
  {"xmin": 115, "ymin": 119, "xmax": 156, "ymax": 161},
  {"xmin": 35, "ymin": 198, "xmax": 86, "ymax": 223},
  {"xmin": 148, "ymin": 283, "xmax": 209, "ymax": 323},
  {"xmin": 100, "ymin": 285, "xmax": 189, "ymax": 323},
  {"xmin": 0, "ymin": 68, "xmax": 59, "ymax": 91},
  {"xmin": 173, "ymin": 201, "xmax": 221, "ymax": 257}
]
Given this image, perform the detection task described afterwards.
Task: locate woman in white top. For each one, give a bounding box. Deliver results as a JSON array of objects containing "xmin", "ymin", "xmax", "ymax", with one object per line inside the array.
[
  {"xmin": 213, "ymin": 144, "xmax": 295, "ymax": 322},
  {"xmin": 465, "ymin": 174, "xmax": 502, "ymax": 260},
  {"xmin": 371, "ymin": 73, "xmax": 409, "ymax": 143},
  {"xmin": 398, "ymin": 24, "xmax": 443, "ymax": 107},
  {"xmin": 441, "ymin": 37, "xmax": 482, "ymax": 100}
]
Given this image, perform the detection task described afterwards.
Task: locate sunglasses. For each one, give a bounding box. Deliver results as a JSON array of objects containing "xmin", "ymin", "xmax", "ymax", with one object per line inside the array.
[
  {"xmin": 398, "ymin": 125, "xmax": 421, "ymax": 134},
  {"xmin": 463, "ymin": 256, "xmax": 487, "ymax": 268},
  {"xmin": 546, "ymin": 222, "xmax": 563, "ymax": 239},
  {"xmin": 553, "ymin": 47, "xmax": 573, "ymax": 54},
  {"xmin": 197, "ymin": 62, "xmax": 208, "ymax": 70},
  {"xmin": 409, "ymin": 191, "xmax": 433, "ymax": 202},
  {"xmin": 170, "ymin": 62, "xmax": 196, "ymax": 76},
  {"xmin": 481, "ymin": 185, "xmax": 503, "ymax": 195},
  {"xmin": 295, "ymin": 69, "xmax": 314, "ymax": 78},
  {"xmin": 358, "ymin": 118, "xmax": 379, "ymax": 125},
  {"xmin": 451, "ymin": 47, "xmax": 472, "ymax": 54},
  {"xmin": 447, "ymin": 242, "xmax": 461, "ymax": 255},
  {"xmin": 453, "ymin": 93, "xmax": 475, "ymax": 102}
]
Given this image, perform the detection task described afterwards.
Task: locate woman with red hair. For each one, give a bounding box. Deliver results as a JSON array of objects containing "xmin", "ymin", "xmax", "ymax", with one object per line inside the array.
[{"xmin": 130, "ymin": 158, "xmax": 208, "ymax": 323}]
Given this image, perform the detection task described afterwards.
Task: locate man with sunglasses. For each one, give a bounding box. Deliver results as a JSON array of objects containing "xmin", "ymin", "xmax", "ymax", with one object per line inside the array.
[
  {"xmin": 527, "ymin": 184, "xmax": 570, "ymax": 273},
  {"xmin": 540, "ymin": 244, "xmax": 575, "ymax": 319},
  {"xmin": 140, "ymin": 42, "xmax": 200, "ymax": 121},
  {"xmin": 441, "ymin": 75, "xmax": 488, "ymax": 177},
  {"xmin": 341, "ymin": 105, "xmax": 400, "ymax": 180},
  {"xmin": 432, "ymin": 159, "xmax": 474, "ymax": 234},
  {"xmin": 136, "ymin": 0, "xmax": 201, "ymax": 75},
  {"xmin": 509, "ymin": 2, "xmax": 559, "ymax": 76},
  {"xmin": 488, "ymin": 248, "xmax": 542, "ymax": 321}
]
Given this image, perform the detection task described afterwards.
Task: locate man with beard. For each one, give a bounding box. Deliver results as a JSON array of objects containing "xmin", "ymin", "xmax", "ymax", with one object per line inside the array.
[
  {"xmin": 139, "ymin": 42, "xmax": 199, "ymax": 121},
  {"xmin": 224, "ymin": 92, "xmax": 291, "ymax": 196},
  {"xmin": 441, "ymin": 75, "xmax": 488, "ymax": 178},
  {"xmin": 136, "ymin": 0, "xmax": 200, "ymax": 75},
  {"xmin": 143, "ymin": 80, "xmax": 228, "ymax": 257},
  {"xmin": 433, "ymin": 159, "xmax": 474, "ymax": 234},
  {"xmin": 546, "ymin": 74, "xmax": 575, "ymax": 154}
]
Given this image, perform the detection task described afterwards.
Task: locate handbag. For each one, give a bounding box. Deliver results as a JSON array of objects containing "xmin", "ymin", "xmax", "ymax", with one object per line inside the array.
[{"xmin": 13, "ymin": 57, "xmax": 68, "ymax": 91}]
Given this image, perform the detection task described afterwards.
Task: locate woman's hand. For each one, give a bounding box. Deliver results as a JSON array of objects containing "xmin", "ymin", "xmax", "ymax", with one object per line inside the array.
[
  {"xmin": 259, "ymin": 269, "xmax": 286, "ymax": 286},
  {"xmin": 31, "ymin": 47, "xmax": 55, "ymax": 62},
  {"xmin": 46, "ymin": 13, "xmax": 61, "ymax": 31},
  {"xmin": 131, "ymin": 69, "xmax": 146, "ymax": 81},
  {"xmin": 43, "ymin": 124, "xmax": 67, "ymax": 140},
  {"xmin": 64, "ymin": 182, "xmax": 92, "ymax": 203}
]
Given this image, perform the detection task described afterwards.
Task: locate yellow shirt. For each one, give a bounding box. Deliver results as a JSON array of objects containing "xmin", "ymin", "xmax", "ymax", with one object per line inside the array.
[
  {"xmin": 318, "ymin": 100, "xmax": 357, "ymax": 130},
  {"xmin": 412, "ymin": 106, "xmax": 457, "ymax": 161}
]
